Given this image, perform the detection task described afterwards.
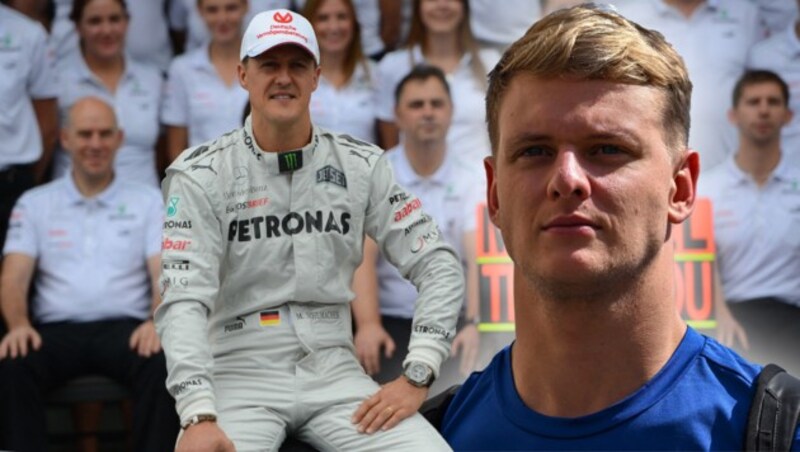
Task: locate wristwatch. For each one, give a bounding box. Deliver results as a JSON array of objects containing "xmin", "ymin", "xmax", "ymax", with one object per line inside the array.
[
  {"xmin": 403, "ymin": 361, "xmax": 434, "ymax": 388},
  {"xmin": 181, "ymin": 414, "xmax": 217, "ymax": 430},
  {"xmin": 464, "ymin": 316, "xmax": 480, "ymax": 327}
]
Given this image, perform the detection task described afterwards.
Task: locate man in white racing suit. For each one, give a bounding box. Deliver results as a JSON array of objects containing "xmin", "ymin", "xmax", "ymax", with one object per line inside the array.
[{"xmin": 156, "ymin": 9, "xmax": 462, "ymax": 452}]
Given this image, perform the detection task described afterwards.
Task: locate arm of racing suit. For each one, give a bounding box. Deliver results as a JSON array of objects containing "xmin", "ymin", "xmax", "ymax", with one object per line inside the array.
[
  {"xmin": 155, "ymin": 169, "xmax": 224, "ymax": 425},
  {"xmin": 363, "ymin": 154, "xmax": 464, "ymax": 377}
]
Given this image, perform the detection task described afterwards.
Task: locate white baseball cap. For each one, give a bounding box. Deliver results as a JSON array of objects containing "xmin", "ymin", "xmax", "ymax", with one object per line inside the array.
[{"xmin": 240, "ymin": 9, "xmax": 320, "ymax": 64}]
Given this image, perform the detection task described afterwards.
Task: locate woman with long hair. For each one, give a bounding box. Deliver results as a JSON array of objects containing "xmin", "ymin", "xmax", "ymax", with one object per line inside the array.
[
  {"xmin": 53, "ymin": 0, "xmax": 163, "ymax": 186},
  {"xmin": 303, "ymin": 0, "xmax": 379, "ymax": 145},
  {"xmin": 162, "ymin": 0, "xmax": 249, "ymax": 163},
  {"xmin": 374, "ymin": 0, "xmax": 498, "ymax": 160}
]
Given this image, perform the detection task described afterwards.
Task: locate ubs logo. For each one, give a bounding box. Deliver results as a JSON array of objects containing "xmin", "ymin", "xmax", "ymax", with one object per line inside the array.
[{"xmin": 274, "ymin": 11, "xmax": 293, "ymax": 23}]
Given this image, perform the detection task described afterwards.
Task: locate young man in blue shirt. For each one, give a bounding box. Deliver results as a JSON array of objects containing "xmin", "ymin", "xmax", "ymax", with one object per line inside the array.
[{"xmin": 440, "ymin": 4, "xmax": 800, "ymax": 450}]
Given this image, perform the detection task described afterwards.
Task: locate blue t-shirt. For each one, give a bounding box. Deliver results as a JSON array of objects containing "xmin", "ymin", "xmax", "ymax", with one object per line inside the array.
[{"xmin": 441, "ymin": 328, "xmax": 800, "ymax": 450}]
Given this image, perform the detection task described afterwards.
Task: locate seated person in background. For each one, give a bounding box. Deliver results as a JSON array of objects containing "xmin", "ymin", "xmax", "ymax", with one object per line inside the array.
[
  {"xmin": 161, "ymin": 0, "xmax": 250, "ymax": 164},
  {"xmin": 374, "ymin": 0, "xmax": 499, "ymax": 163},
  {"xmin": 700, "ymin": 70, "xmax": 800, "ymax": 376},
  {"xmin": 52, "ymin": 0, "xmax": 164, "ymax": 187},
  {"xmin": 0, "ymin": 97, "xmax": 179, "ymax": 452},
  {"xmin": 353, "ymin": 65, "xmax": 483, "ymax": 392},
  {"xmin": 439, "ymin": 5, "xmax": 800, "ymax": 449},
  {"xmin": 303, "ymin": 0, "xmax": 380, "ymax": 146}
]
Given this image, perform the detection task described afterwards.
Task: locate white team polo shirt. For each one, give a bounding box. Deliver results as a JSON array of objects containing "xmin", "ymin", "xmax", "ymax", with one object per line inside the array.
[
  {"xmin": 376, "ymin": 146, "xmax": 484, "ymax": 318},
  {"xmin": 161, "ymin": 43, "xmax": 249, "ymax": 147},
  {"xmin": 747, "ymin": 24, "xmax": 800, "ymax": 165},
  {"xmin": 352, "ymin": 0, "xmax": 384, "ymax": 57},
  {"xmin": 616, "ymin": 0, "xmax": 763, "ymax": 172},
  {"xmin": 310, "ymin": 61, "xmax": 378, "ymax": 145},
  {"xmin": 0, "ymin": 6, "xmax": 57, "ymax": 169},
  {"xmin": 53, "ymin": 52, "xmax": 164, "ymax": 187},
  {"xmin": 698, "ymin": 156, "xmax": 800, "ymax": 306},
  {"xmin": 3, "ymin": 175, "xmax": 163, "ymax": 323},
  {"xmin": 756, "ymin": 0, "xmax": 798, "ymax": 37},
  {"xmin": 49, "ymin": 0, "xmax": 174, "ymax": 71},
  {"xmin": 169, "ymin": 0, "xmax": 292, "ymax": 52},
  {"xmin": 375, "ymin": 45, "xmax": 500, "ymax": 165},
  {"xmin": 469, "ymin": 0, "xmax": 541, "ymax": 48},
  {"xmin": 49, "ymin": 0, "xmax": 78, "ymax": 63}
]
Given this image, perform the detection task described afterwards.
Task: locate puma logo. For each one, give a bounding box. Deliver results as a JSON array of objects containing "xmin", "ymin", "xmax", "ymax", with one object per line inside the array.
[
  {"xmin": 349, "ymin": 150, "xmax": 374, "ymax": 167},
  {"xmin": 190, "ymin": 158, "xmax": 218, "ymax": 176}
]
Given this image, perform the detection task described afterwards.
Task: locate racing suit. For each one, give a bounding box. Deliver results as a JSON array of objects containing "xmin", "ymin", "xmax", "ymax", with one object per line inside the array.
[{"xmin": 156, "ymin": 117, "xmax": 462, "ymax": 450}]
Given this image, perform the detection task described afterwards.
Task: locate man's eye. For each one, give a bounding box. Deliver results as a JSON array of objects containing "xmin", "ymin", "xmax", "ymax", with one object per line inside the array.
[
  {"xmin": 521, "ymin": 146, "xmax": 548, "ymax": 157},
  {"xmin": 593, "ymin": 145, "xmax": 623, "ymax": 155}
]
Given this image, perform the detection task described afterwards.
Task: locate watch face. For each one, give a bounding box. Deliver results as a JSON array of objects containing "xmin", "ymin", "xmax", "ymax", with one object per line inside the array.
[{"xmin": 407, "ymin": 362, "xmax": 432, "ymax": 385}]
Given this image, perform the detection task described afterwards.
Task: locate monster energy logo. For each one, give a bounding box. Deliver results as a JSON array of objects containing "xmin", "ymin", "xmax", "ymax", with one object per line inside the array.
[
  {"xmin": 167, "ymin": 197, "xmax": 180, "ymax": 217},
  {"xmin": 278, "ymin": 150, "xmax": 303, "ymax": 173}
]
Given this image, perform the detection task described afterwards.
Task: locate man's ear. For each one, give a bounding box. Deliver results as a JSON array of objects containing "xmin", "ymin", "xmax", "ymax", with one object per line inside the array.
[
  {"xmin": 668, "ymin": 150, "xmax": 699, "ymax": 225},
  {"xmin": 782, "ymin": 107, "xmax": 794, "ymax": 127},
  {"xmin": 485, "ymin": 156, "xmax": 501, "ymax": 229},
  {"xmin": 59, "ymin": 127, "xmax": 69, "ymax": 152},
  {"xmin": 311, "ymin": 64, "xmax": 321, "ymax": 91},
  {"xmin": 727, "ymin": 107, "xmax": 737, "ymax": 126},
  {"xmin": 238, "ymin": 61, "xmax": 248, "ymax": 90}
]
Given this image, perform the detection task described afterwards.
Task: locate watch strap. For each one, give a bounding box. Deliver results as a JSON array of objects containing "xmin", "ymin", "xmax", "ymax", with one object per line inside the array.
[{"xmin": 181, "ymin": 414, "xmax": 217, "ymax": 429}]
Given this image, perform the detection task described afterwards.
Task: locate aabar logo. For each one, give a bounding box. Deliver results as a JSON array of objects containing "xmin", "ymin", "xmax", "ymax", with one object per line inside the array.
[{"xmin": 274, "ymin": 11, "xmax": 293, "ymax": 23}]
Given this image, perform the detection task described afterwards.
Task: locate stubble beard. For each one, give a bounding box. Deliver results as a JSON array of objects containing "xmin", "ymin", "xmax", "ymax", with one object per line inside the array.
[{"xmin": 524, "ymin": 233, "xmax": 665, "ymax": 307}]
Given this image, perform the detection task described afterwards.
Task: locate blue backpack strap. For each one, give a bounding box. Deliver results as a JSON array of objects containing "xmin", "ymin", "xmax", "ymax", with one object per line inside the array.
[{"xmin": 745, "ymin": 364, "xmax": 800, "ymax": 451}]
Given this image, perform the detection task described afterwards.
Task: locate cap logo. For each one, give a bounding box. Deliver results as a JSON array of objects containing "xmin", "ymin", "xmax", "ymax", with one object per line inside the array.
[{"xmin": 273, "ymin": 11, "xmax": 293, "ymax": 23}]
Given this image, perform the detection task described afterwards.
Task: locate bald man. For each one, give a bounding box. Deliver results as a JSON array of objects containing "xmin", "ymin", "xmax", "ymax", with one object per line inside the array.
[{"xmin": 0, "ymin": 97, "xmax": 178, "ymax": 451}]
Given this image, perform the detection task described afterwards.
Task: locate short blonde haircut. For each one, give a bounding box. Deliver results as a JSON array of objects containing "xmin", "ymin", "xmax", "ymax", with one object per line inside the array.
[{"xmin": 486, "ymin": 4, "xmax": 692, "ymax": 156}]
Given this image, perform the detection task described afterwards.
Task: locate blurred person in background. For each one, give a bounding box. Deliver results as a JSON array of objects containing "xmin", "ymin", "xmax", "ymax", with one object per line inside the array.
[
  {"xmin": 169, "ymin": 0, "xmax": 292, "ymax": 53},
  {"xmin": 615, "ymin": 0, "xmax": 764, "ymax": 173},
  {"xmin": 162, "ymin": 0, "xmax": 250, "ymax": 163},
  {"xmin": 52, "ymin": 0, "xmax": 164, "ymax": 187},
  {"xmin": 352, "ymin": 65, "xmax": 483, "ymax": 392},
  {"xmin": 48, "ymin": 0, "xmax": 175, "ymax": 71},
  {"xmin": 747, "ymin": 0, "xmax": 800, "ymax": 166},
  {"xmin": 296, "ymin": 0, "xmax": 413, "ymax": 60},
  {"xmin": 374, "ymin": 0, "xmax": 500, "ymax": 163},
  {"xmin": 700, "ymin": 70, "xmax": 800, "ymax": 376},
  {"xmin": 2, "ymin": 0, "xmax": 56, "ymax": 32},
  {"xmin": 0, "ymin": 3, "xmax": 58, "ymax": 263},
  {"xmin": 355, "ymin": 0, "xmax": 411, "ymax": 60},
  {"xmin": 468, "ymin": 0, "xmax": 541, "ymax": 52},
  {"xmin": 0, "ymin": 96, "xmax": 178, "ymax": 452},
  {"xmin": 754, "ymin": 0, "xmax": 798, "ymax": 37},
  {"xmin": 303, "ymin": 0, "xmax": 380, "ymax": 145}
]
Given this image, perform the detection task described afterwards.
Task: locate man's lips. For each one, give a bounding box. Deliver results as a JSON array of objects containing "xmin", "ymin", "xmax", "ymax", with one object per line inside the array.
[
  {"xmin": 270, "ymin": 93, "xmax": 295, "ymax": 100},
  {"xmin": 542, "ymin": 215, "xmax": 600, "ymax": 231}
]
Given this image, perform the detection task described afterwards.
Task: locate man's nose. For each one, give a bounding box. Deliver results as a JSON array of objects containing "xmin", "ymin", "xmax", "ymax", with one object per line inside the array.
[
  {"xmin": 546, "ymin": 150, "xmax": 591, "ymax": 201},
  {"xmin": 275, "ymin": 64, "xmax": 292, "ymax": 84},
  {"xmin": 88, "ymin": 133, "xmax": 104, "ymax": 148}
]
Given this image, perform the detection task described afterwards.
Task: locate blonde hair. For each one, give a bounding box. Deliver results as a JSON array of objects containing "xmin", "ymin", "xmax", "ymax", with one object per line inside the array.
[{"xmin": 486, "ymin": 4, "xmax": 692, "ymax": 156}]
